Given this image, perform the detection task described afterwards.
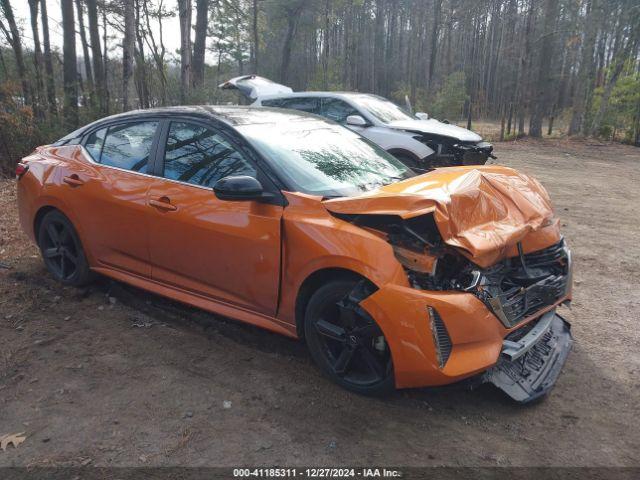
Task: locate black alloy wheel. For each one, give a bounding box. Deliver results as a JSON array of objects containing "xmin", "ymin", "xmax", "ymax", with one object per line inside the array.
[
  {"xmin": 304, "ymin": 280, "xmax": 394, "ymax": 395},
  {"xmin": 37, "ymin": 210, "xmax": 92, "ymax": 286}
]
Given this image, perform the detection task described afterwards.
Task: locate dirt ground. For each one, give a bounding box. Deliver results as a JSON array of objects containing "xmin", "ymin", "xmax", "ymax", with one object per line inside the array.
[{"xmin": 0, "ymin": 138, "xmax": 639, "ymax": 468}]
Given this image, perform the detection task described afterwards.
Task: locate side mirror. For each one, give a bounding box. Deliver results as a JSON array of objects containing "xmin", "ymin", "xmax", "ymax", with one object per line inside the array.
[
  {"xmin": 415, "ymin": 112, "xmax": 429, "ymax": 120},
  {"xmin": 213, "ymin": 175, "xmax": 264, "ymax": 201},
  {"xmin": 346, "ymin": 115, "xmax": 369, "ymax": 127}
]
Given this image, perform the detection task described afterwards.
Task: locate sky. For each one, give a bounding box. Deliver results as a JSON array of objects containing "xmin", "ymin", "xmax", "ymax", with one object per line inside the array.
[{"xmin": 9, "ymin": 0, "xmax": 186, "ymax": 61}]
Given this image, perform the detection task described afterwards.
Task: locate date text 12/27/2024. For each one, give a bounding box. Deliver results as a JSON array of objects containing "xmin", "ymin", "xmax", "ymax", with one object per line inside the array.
[{"xmin": 233, "ymin": 468, "xmax": 403, "ymax": 478}]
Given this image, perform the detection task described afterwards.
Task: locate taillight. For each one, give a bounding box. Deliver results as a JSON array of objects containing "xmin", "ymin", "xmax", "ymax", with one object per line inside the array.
[{"xmin": 15, "ymin": 162, "xmax": 29, "ymax": 179}]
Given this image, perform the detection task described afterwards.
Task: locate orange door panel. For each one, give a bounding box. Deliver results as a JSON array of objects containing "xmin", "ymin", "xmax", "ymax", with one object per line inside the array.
[
  {"xmin": 60, "ymin": 147, "xmax": 152, "ymax": 277},
  {"xmin": 146, "ymin": 179, "xmax": 283, "ymax": 316}
]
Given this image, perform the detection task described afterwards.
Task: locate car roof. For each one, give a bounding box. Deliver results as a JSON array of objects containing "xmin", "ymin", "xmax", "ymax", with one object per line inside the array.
[{"xmin": 54, "ymin": 105, "xmax": 322, "ymax": 144}]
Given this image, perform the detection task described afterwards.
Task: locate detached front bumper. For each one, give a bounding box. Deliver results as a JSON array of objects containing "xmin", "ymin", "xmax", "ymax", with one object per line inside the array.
[{"xmin": 481, "ymin": 311, "xmax": 573, "ymax": 403}]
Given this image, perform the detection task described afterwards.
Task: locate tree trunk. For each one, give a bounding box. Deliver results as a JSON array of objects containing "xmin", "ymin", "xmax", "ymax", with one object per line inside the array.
[
  {"xmin": 75, "ymin": 0, "xmax": 94, "ymax": 93},
  {"xmin": 280, "ymin": 1, "xmax": 305, "ymax": 84},
  {"xmin": 178, "ymin": 0, "xmax": 192, "ymax": 103},
  {"xmin": 39, "ymin": 0, "xmax": 57, "ymax": 116},
  {"xmin": 568, "ymin": 0, "xmax": 598, "ymax": 136},
  {"xmin": 142, "ymin": 0, "xmax": 167, "ymax": 105},
  {"xmin": 517, "ymin": 0, "xmax": 535, "ymax": 136},
  {"xmin": 427, "ymin": 0, "xmax": 442, "ymax": 91},
  {"xmin": 0, "ymin": 0, "xmax": 32, "ymax": 107},
  {"xmin": 192, "ymin": 0, "xmax": 209, "ymax": 89},
  {"xmin": 134, "ymin": 0, "xmax": 150, "ymax": 108},
  {"xmin": 529, "ymin": 0, "xmax": 558, "ymax": 138},
  {"xmin": 252, "ymin": 0, "xmax": 259, "ymax": 74},
  {"xmin": 61, "ymin": 0, "xmax": 78, "ymax": 129},
  {"xmin": 122, "ymin": 0, "xmax": 135, "ymax": 111},
  {"xmin": 102, "ymin": 5, "xmax": 110, "ymax": 114},
  {"xmin": 27, "ymin": 0, "xmax": 45, "ymax": 119},
  {"xmin": 86, "ymin": 0, "xmax": 105, "ymax": 114}
]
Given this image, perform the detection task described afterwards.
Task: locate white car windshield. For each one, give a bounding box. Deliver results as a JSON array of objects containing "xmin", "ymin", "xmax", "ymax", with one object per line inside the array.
[
  {"xmin": 352, "ymin": 95, "xmax": 415, "ymax": 123},
  {"xmin": 237, "ymin": 118, "xmax": 414, "ymax": 198}
]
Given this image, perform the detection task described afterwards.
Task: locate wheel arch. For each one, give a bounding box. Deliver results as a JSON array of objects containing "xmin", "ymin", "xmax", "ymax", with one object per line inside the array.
[
  {"xmin": 32, "ymin": 203, "xmax": 93, "ymax": 266},
  {"xmin": 33, "ymin": 205, "xmax": 59, "ymax": 239},
  {"xmin": 294, "ymin": 267, "xmax": 376, "ymax": 339}
]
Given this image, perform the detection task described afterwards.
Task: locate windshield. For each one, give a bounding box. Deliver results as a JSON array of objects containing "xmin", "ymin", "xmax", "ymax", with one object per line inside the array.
[
  {"xmin": 353, "ymin": 95, "xmax": 415, "ymax": 123},
  {"xmin": 238, "ymin": 118, "xmax": 415, "ymax": 197}
]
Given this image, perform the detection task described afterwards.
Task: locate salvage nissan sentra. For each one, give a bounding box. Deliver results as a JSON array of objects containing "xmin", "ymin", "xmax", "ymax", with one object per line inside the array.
[{"xmin": 16, "ymin": 106, "xmax": 573, "ymax": 402}]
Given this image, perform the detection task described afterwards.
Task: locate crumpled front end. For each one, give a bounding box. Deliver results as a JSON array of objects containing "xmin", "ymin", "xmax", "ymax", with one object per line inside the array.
[
  {"xmin": 324, "ymin": 165, "xmax": 574, "ymax": 402},
  {"xmin": 324, "ymin": 165, "xmax": 559, "ymax": 268}
]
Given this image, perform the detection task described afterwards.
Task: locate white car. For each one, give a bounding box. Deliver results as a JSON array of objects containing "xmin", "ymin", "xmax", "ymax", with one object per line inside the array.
[{"xmin": 220, "ymin": 75, "xmax": 495, "ymax": 170}]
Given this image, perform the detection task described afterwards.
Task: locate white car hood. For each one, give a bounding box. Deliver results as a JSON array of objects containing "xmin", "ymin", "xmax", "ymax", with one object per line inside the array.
[{"xmin": 386, "ymin": 119, "xmax": 482, "ymax": 142}]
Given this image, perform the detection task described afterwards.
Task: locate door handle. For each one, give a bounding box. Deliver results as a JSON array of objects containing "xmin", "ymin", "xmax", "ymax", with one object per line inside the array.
[
  {"xmin": 149, "ymin": 197, "xmax": 177, "ymax": 211},
  {"xmin": 63, "ymin": 174, "xmax": 84, "ymax": 187}
]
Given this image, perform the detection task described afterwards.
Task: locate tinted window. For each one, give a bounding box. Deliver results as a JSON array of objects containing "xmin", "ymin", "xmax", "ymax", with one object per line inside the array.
[
  {"xmin": 100, "ymin": 122, "xmax": 158, "ymax": 173},
  {"xmin": 319, "ymin": 98, "xmax": 359, "ymax": 124},
  {"xmin": 280, "ymin": 97, "xmax": 319, "ymax": 114},
  {"xmin": 85, "ymin": 127, "xmax": 107, "ymax": 161},
  {"xmin": 163, "ymin": 122, "xmax": 257, "ymax": 187},
  {"xmin": 261, "ymin": 99, "xmax": 285, "ymax": 107}
]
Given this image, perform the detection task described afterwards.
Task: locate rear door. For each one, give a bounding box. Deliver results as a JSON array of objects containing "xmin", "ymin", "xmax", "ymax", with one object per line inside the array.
[
  {"xmin": 146, "ymin": 119, "xmax": 283, "ymax": 316},
  {"xmin": 67, "ymin": 120, "xmax": 161, "ymax": 277}
]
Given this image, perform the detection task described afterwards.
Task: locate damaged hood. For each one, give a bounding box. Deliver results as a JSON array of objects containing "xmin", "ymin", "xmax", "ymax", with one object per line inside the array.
[
  {"xmin": 323, "ymin": 166, "xmax": 556, "ymax": 267},
  {"xmin": 386, "ymin": 119, "xmax": 483, "ymax": 143}
]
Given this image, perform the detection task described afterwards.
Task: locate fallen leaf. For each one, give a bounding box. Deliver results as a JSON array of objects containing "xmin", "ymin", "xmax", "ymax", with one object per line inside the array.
[{"xmin": 1, "ymin": 432, "xmax": 26, "ymax": 451}]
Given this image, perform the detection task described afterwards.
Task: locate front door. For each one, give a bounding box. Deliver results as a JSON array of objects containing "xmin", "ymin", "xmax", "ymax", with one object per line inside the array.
[{"xmin": 147, "ymin": 120, "xmax": 283, "ymax": 316}]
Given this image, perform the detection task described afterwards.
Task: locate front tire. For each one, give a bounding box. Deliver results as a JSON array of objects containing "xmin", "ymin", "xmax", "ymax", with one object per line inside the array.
[
  {"xmin": 37, "ymin": 210, "xmax": 93, "ymax": 286},
  {"xmin": 304, "ymin": 280, "xmax": 394, "ymax": 395}
]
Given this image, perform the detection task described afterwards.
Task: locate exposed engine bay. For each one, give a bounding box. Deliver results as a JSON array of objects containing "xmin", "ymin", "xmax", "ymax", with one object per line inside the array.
[
  {"xmin": 414, "ymin": 134, "xmax": 496, "ymax": 168},
  {"xmin": 337, "ymin": 212, "xmax": 571, "ymax": 329}
]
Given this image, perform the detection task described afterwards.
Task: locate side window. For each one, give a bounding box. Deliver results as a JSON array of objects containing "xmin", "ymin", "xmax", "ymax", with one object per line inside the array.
[
  {"xmin": 319, "ymin": 98, "xmax": 359, "ymax": 124},
  {"xmin": 84, "ymin": 127, "xmax": 107, "ymax": 161},
  {"xmin": 261, "ymin": 99, "xmax": 284, "ymax": 107},
  {"xmin": 99, "ymin": 121, "xmax": 158, "ymax": 173},
  {"xmin": 163, "ymin": 122, "xmax": 257, "ymax": 188},
  {"xmin": 279, "ymin": 97, "xmax": 320, "ymax": 114}
]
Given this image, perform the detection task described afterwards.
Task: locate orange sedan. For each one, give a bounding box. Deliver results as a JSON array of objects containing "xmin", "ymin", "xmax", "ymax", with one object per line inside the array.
[{"xmin": 16, "ymin": 106, "xmax": 573, "ymax": 402}]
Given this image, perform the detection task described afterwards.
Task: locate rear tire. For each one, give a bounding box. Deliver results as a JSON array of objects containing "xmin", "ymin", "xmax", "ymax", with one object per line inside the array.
[
  {"xmin": 304, "ymin": 279, "xmax": 394, "ymax": 396},
  {"xmin": 37, "ymin": 210, "xmax": 93, "ymax": 287}
]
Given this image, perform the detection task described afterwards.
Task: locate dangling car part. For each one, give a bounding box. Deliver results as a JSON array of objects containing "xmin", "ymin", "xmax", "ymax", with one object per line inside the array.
[
  {"xmin": 220, "ymin": 75, "xmax": 495, "ymax": 171},
  {"xmin": 18, "ymin": 106, "xmax": 570, "ymax": 403}
]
